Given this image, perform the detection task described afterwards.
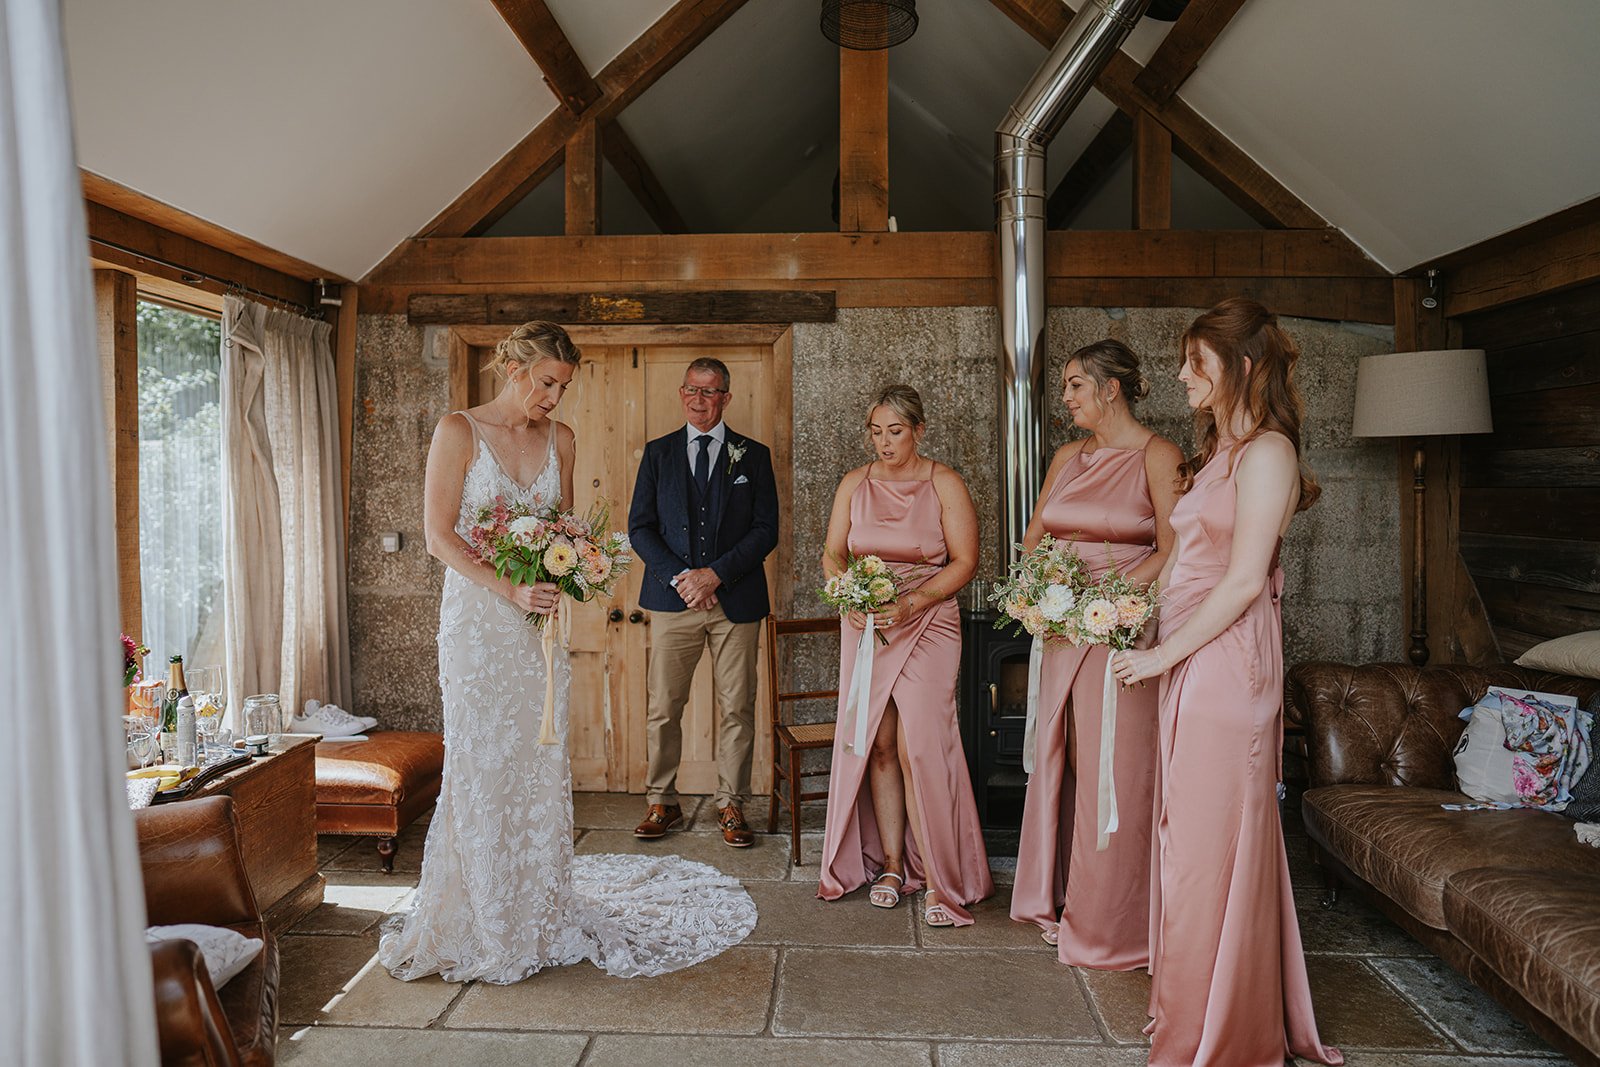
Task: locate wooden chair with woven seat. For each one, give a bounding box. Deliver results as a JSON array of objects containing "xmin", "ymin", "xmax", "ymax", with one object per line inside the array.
[{"xmin": 764, "ymin": 615, "xmax": 841, "ymax": 864}]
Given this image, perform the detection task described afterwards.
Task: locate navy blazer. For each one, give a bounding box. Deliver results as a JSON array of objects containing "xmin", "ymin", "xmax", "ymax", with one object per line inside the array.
[{"xmin": 628, "ymin": 427, "xmax": 779, "ymax": 624}]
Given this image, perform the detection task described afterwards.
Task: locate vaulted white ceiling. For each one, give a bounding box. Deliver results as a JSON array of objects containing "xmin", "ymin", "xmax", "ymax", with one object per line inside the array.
[{"xmin": 63, "ymin": 0, "xmax": 1600, "ymax": 280}]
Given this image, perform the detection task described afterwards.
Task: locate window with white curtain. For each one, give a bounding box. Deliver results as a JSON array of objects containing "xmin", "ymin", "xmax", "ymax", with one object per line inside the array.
[{"xmin": 137, "ymin": 299, "xmax": 225, "ymax": 671}]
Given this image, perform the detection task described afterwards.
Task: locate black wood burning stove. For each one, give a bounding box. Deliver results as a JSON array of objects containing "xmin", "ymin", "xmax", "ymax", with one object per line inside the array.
[{"xmin": 958, "ymin": 596, "xmax": 1034, "ymax": 856}]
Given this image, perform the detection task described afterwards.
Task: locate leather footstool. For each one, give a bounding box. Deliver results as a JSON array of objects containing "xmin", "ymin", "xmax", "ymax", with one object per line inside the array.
[{"xmin": 314, "ymin": 731, "xmax": 444, "ymax": 873}]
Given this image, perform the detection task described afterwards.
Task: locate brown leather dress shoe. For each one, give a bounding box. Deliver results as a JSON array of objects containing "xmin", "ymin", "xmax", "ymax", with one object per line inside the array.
[
  {"xmin": 634, "ymin": 803, "xmax": 683, "ymax": 839},
  {"xmin": 716, "ymin": 804, "xmax": 755, "ymax": 848}
]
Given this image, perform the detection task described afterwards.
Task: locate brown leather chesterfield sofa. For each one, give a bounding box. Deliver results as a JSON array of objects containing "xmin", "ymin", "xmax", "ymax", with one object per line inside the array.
[
  {"xmin": 136, "ymin": 795, "xmax": 279, "ymax": 1066},
  {"xmin": 1287, "ymin": 662, "xmax": 1600, "ymax": 1066}
]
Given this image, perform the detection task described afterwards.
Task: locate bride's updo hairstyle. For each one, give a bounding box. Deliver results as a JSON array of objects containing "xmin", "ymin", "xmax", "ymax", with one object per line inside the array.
[
  {"xmin": 489, "ymin": 320, "xmax": 581, "ymax": 380},
  {"xmin": 1069, "ymin": 338, "xmax": 1149, "ymax": 409},
  {"xmin": 864, "ymin": 384, "xmax": 926, "ymax": 452},
  {"xmin": 1178, "ymin": 298, "xmax": 1319, "ymax": 511}
]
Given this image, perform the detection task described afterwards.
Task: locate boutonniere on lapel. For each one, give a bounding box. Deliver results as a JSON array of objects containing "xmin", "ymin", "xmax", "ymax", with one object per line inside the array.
[{"xmin": 726, "ymin": 439, "xmax": 747, "ymax": 474}]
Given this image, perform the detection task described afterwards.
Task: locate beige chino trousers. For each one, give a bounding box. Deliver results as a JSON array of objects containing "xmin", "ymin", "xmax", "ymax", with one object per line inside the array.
[{"xmin": 645, "ymin": 602, "xmax": 760, "ymax": 809}]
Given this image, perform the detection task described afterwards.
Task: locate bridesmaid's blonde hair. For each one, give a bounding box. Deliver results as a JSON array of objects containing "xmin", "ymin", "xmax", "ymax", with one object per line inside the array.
[
  {"xmin": 488, "ymin": 320, "xmax": 581, "ymax": 379},
  {"xmin": 864, "ymin": 385, "xmax": 926, "ymax": 451}
]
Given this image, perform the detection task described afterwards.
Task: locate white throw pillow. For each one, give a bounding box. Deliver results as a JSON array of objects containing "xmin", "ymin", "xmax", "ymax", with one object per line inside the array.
[
  {"xmin": 145, "ymin": 923, "xmax": 263, "ymax": 989},
  {"xmin": 1515, "ymin": 630, "xmax": 1600, "ymax": 681},
  {"xmin": 1453, "ymin": 696, "xmax": 1521, "ymax": 804}
]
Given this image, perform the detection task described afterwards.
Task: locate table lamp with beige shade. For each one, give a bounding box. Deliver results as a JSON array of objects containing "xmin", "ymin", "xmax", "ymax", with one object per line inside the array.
[{"xmin": 1352, "ymin": 349, "xmax": 1493, "ymax": 666}]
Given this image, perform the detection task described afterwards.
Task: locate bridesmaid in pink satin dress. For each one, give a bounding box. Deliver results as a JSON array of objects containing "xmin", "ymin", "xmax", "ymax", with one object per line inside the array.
[
  {"xmin": 1112, "ymin": 299, "xmax": 1341, "ymax": 1067},
  {"xmin": 1009, "ymin": 341, "xmax": 1181, "ymax": 968},
  {"xmin": 817, "ymin": 385, "xmax": 992, "ymax": 927}
]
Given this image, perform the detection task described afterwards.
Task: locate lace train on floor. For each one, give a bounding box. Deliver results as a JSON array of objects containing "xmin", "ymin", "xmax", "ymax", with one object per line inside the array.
[{"xmin": 380, "ymin": 852, "xmax": 756, "ymax": 984}]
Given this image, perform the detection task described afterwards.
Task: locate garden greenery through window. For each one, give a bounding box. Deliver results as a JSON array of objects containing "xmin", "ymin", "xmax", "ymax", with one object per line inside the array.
[{"xmin": 137, "ymin": 300, "xmax": 224, "ymax": 672}]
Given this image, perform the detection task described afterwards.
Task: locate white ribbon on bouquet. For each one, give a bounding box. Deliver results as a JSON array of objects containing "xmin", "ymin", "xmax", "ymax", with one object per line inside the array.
[
  {"xmin": 536, "ymin": 601, "xmax": 574, "ymax": 745},
  {"xmin": 1021, "ymin": 635, "xmax": 1044, "ymax": 775},
  {"xmin": 1095, "ymin": 654, "xmax": 1120, "ymax": 851},
  {"xmin": 842, "ymin": 614, "xmax": 878, "ymax": 756}
]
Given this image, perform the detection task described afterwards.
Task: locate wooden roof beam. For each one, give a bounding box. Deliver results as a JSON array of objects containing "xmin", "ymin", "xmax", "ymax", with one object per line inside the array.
[
  {"xmin": 1047, "ymin": 110, "xmax": 1133, "ymax": 228},
  {"xmin": 418, "ymin": 0, "xmax": 749, "ymax": 241},
  {"xmin": 491, "ymin": 0, "xmax": 602, "ymax": 114},
  {"xmin": 1134, "ymin": 0, "xmax": 1250, "ymax": 105},
  {"xmin": 988, "ymin": 0, "xmax": 1356, "ymax": 241},
  {"xmin": 601, "ymin": 121, "xmax": 688, "ymax": 234}
]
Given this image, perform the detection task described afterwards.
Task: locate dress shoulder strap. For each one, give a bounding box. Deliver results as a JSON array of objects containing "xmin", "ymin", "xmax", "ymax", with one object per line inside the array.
[{"xmin": 456, "ymin": 410, "xmax": 482, "ymax": 451}]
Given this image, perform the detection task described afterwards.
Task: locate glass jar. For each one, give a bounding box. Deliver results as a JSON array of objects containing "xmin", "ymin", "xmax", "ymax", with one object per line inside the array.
[{"xmin": 242, "ymin": 693, "xmax": 284, "ymax": 741}]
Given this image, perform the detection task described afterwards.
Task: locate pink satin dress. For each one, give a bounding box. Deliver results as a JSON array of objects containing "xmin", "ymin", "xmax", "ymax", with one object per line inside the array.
[
  {"xmin": 1009, "ymin": 444, "xmax": 1160, "ymax": 970},
  {"xmin": 1147, "ymin": 441, "xmax": 1342, "ymax": 1066},
  {"xmin": 817, "ymin": 470, "xmax": 993, "ymax": 925}
]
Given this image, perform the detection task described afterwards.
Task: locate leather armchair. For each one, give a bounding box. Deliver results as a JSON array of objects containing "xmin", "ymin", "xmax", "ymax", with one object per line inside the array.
[{"xmin": 136, "ymin": 795, "xmax": 279, "ymax": 1066}]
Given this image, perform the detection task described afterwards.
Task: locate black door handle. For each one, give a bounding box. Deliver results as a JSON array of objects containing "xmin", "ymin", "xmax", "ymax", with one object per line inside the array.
[
  {"xmin": 629, "ymin": 610, "xmax": 646, "ymax": 624},
  {"xmin": 608, "ymin": 608, "xmax": 623, "ymax": 623}
]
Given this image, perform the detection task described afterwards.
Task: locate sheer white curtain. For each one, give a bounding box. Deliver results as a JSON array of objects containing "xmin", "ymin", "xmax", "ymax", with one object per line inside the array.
[
  {"xmin": 0, "ymin": 0, "xmax": 160, "ymax": 1063},
  {"xmin": 221, "ymin": 296, "xmax": 351, "ymax": 726}
]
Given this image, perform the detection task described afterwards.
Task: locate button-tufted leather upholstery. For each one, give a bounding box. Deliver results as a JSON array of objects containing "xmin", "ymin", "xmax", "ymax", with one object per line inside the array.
[
  {"xmin": 136, "ymin": 795, "xmax": 278, "ymax": 1066},
  {"xmin": 314, "ymin": 731, "xmax": 444, "ymax": 871},
  {"xmin": 1286, "ymin": 662, "xmax": 1598, "ymax": 791},
  {"xmin": 1289, "ymin": 662, "xmax": 1600, "ymax": 1065}
]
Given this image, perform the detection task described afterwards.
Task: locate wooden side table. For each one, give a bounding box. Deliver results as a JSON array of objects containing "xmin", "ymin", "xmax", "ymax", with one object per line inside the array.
[{"xmin": 190, "ymin": 734, "xmax": 324, "ymax": 933}]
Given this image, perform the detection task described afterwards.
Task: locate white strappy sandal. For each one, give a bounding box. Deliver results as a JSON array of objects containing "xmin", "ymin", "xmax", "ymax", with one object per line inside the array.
[
  {"xmin": 924, "ymin": 894, "xmax": 957, "ymax": 927},
  {"xmin": 869, "ymin": 872, "xmax": 903, "ymax": 909}
]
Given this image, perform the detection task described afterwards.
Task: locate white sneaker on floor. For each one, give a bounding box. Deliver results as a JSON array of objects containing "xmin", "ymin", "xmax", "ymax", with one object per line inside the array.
[{"xmin": 291, "ymin": 699, "xmax": 378, "ymax": 738}]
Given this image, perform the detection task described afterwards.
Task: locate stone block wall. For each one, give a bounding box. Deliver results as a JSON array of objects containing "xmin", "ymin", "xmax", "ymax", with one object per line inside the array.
[{"xmin": 347, "ymin": 307, "xmax": 1399, "ymax": 729}]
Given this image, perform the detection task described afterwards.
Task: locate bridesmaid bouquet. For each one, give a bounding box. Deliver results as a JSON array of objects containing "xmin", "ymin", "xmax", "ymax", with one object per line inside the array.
[
  {"xmin": 820, "ymin": 554, "xmax": 899, "ymax": 646},
  {"xmin": 468, "ymin": 495, "xmax": 633, "ymax": 625},
  {"xmin": 1064, "ymin": 567, "xmax": 1159, "ymax": 852},
  {"xmin": 822, "ymin": 554, "xmax": 900, "ymax": 757},
  {"xmin": 1063, "ymin": 569, "xmax": 1158, "ymax": 653},
  {"xmin": 467, "ymin": 496, "xmax": 633, "ymax": 745},
  {"xmin": 989, "ymin": 535, "xmax": 1088, "ymax": 641}
]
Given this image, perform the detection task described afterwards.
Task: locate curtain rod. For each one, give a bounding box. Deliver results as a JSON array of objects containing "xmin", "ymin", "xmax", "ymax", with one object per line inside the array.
[{"xmin": 89, "ymin": 236, "xmax": 317, "ymax": 316}]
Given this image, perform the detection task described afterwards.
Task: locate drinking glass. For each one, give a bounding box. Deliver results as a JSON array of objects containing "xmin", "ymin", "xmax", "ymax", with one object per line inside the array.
[
  {"xmin": 128, "ymin": 718, "xmax": 158, "ymax": 769},
  {"xmin": 189, "ymin": 666, "xmax": 225, "ymax": 760}
]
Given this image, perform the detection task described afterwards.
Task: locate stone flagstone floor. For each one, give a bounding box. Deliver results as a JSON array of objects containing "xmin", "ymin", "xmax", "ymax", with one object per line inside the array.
[{"xmin": 277, "ymin": 794, "xmax": 1573, "ymax": 1067}]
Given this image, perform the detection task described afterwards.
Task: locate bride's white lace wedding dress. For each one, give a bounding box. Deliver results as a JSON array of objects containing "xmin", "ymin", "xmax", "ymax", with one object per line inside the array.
[{"xmin": 378, "ymin": 414, "xmax": 756, "ymax": 984}]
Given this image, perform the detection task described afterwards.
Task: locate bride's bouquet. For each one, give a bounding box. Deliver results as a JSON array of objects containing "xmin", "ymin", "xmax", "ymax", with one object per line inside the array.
[
  {"xmin": 469, "ymin": 496, "xmax": 633, "ymax": 625},
  {"xmin": 820, "ymin": 554, "xmax": 900, "ymax": 647},
  {"xmin": 821, "ymin": 554, "xmax": 901, "ymax": 757},
  {"xmin": 989, "ymin": 534, "xmax": 1087, "ymax": 641},
  {"xmin": 467, "ymin": 496, "xmax": 632, "ymax": 745}
]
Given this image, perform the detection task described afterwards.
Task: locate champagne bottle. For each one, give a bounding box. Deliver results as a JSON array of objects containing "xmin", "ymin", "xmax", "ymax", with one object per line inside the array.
[{"xmin": 161, "ymin": 654, "xmax": 187, "ymax": 737}]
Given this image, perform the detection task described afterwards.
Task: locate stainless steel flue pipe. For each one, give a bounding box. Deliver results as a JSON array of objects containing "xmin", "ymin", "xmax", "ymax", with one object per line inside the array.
[{"xmin": 994, "ymin": 0, "xmax": 1150, "ymax": 559}]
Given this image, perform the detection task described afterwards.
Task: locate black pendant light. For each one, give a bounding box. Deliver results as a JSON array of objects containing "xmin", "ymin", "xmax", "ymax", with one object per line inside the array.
[{"xmin": 821, "ymin": 0, "xmax": 918, "ymax": 50}]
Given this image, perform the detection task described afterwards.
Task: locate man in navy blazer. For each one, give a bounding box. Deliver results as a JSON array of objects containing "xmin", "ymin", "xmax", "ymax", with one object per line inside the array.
[{"xmin": 628, "ymin": 357, "xmax": 779, "ymax": 847}]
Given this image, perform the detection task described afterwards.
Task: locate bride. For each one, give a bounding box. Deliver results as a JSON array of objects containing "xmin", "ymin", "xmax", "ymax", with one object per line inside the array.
[{"xmin": 380, "ymin": 321, "xmax": 755, "ymax": 984}]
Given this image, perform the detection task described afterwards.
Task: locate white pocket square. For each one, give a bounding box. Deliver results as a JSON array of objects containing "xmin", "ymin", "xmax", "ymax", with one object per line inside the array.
[{"xmin": 734, "ymin": 475, "xmax": 749, "ymax": 485}]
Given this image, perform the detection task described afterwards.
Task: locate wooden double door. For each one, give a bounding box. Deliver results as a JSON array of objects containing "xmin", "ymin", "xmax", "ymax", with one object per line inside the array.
[{"xmin": 452, "ymin": 325, "xmax": 792, "ymax": 794}]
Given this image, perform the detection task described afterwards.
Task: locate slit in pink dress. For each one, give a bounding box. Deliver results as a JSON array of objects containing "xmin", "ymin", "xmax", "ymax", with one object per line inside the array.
[{"xmin": 817, "ymin": 469, "xmax": 992, "ymax": 925}]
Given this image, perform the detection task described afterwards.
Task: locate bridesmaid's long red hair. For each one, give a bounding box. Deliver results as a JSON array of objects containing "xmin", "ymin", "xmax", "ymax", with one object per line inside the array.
[{"xmin": 1178, "ymin": 298, "xmax": 1320, "ymax": 511}]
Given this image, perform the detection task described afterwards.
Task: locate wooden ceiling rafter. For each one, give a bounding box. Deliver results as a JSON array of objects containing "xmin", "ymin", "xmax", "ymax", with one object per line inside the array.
[
  {"xmin": 601, "ymin": 122, "xmax": 688, "ymax": 234},
  {"xmin": 1133, "ymin": 0, "xmax": 1250, "ymax": 105},
  {"xmin": 990, "ymin": 0, "xmax": 1350, "ymax": 239},
  {"xmin": 83, "ymin": 170, "xmax": 346, "ymax": 293},
  {"xmin": 413, "ymin": 0, "xmax": 748, "ymax": 244},
  {"xmin": 491, "ymin": 0, "xmax": 602, "ymax": 115},
  {"xmin": 1047, "ymin": 110, "xmax": 1133, "ymax": 228},
  {"xmin": 491, "ymin": 0, "xmax": 687, "ymax": 235}
]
